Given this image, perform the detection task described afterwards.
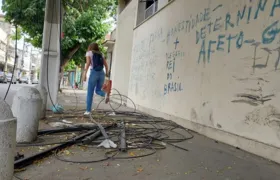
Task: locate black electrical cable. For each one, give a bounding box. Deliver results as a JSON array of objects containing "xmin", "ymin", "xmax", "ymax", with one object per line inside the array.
[
  {"xmin": 45, "ymin": 0, "xmax": 59, "ymax": 113},
  {"xmin": 42, "ymin": 0, "xmax": 81, "ymax": 114},
  {"xmin": 105, "ymin": 147, "xmax": 157, "ymax": 160},
  {"xmin": 95, "ymin": 88, "xmax": 137, "ymax": 113},
  {"xmin": 4, "ymin": 26, "xmax": 18, "ymax": 101},
  {"xmin": 44, "ymin": 0, "xmax": 78, "ymax": 115},
  {"xmin": 58, "ymin": 0, "xmax": 80, "ymax": 113},
  {"xmin": 59, "ymin": 0, "xmax": 62, "ymax": 68},
  {"xmin": 54, "ymin": 148, "xmax": 112, "ymax": 163},
  {"xmin": 6, "ymin": 0, "xmax": 192, "ymax": 173},
  {"xmin": 52, "ymin": 113, "xmax": 193, "ymax": 163},
  {"xmin": 17, "ymin": 138, "xmax": 85, "ymax": 147},
  {"xmin": 28, "ymin": 0, "xmax": 192, "ymax": 164},
  {"xmin": 21, "ymin": 109, "xmax": 194, "ymax": 163}
]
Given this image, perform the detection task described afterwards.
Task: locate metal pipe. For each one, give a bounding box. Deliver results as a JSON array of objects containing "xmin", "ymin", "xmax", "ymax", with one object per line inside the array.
[
  {"xmin": 14, "ymin": 129, "xmax": 97, "ymax": 169},
  {"xmin": 38, "ymin": 126, "xmax": 98, "ymax": 135},
  {"xmin": 82, "ymin": 130, "xmax": 101, "ymax": 144},
  {"xmin": 119, "ymin": 122, "xmax": 126, "ymax": 152}
]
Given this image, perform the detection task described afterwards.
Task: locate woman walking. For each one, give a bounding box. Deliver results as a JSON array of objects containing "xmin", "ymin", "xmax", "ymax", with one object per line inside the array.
[{"xmin": 83, "ymin": 43, "xmax": 109, "ymax": 115}]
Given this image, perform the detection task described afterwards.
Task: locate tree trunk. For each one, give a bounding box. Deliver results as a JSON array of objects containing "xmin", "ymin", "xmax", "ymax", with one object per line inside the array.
[
  {"xmin": 80, "ymin": 61, "xmax": 85, "ymax": 89},
  {"xmin": 59, "ymin": 64, "xmax": 65, "ymax": 90},
  {"xmin": 60, "ymin": 44, "xmax": 81, "ymax": 67},
  {"xmin": 59, "ymin": 44, "xmax": 81, "ymax": 90}
]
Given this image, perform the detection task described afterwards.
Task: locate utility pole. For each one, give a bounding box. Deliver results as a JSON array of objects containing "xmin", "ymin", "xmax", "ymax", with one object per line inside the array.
[
  {"xmin": 39, "ymin": 0, "xmax": 62, "ymax": 110},
  {"xmin": 4, "ymin": 34, "xmax": 10, "ymax": 73},
  {"xmin": 21, "ymin": 38, "xmax": 25, "ymax": 65},
  {"xmin": 29, "ymin": 47, "xmax": 33, "ymax": 82},
  {"xmin": 19, "ymin": 37, "xmax": 25, "ymax": 78},
  {"xmin": 36, "ymin": 52, "xmax": 40, "ymax": 80}
]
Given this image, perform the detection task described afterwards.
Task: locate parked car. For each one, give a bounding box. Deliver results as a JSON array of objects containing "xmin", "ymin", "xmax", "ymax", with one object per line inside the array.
[
  {"xmin": 6, "ymin": 73, "xmax": 17, "ymax": 84},
  {"xmin": 0, "ymin": 72, "xmax": 7, "ymax": 83},
  {"xmin": 32, "ymin": 79, "xmax": 39, "ymax": 84},
  {"xmin": 19, "ymin": 76, "xmax": 29, "ymax": 84}
]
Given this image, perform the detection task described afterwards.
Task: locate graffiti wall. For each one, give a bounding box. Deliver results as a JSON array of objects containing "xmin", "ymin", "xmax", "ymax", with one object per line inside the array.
[{"xmin": 128, "ymin": 0, "xmax": 280, "ymax": 147}]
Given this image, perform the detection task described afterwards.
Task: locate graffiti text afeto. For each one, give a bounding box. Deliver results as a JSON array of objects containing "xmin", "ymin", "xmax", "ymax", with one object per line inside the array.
[{"xmin": 197, "ymin": 0, "xmax": 280, "ymax": 64}]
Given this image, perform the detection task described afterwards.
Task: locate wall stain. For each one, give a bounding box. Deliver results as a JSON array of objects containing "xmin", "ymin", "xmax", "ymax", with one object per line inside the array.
[
  {"xmin": 202, "ymin": 101, "xmax": 209, "ymax": 107},
  {"xmin": 191, "ymin": 108, "xmax": 198, "ymax": 122},
  {"xmin": 209, "ymin": 111, "xmax": 214, "ymax": 126},
  {"xmin": 217, "ymin": 123, "xmax": 222, "ymax": 128},
  {"xmin": 245, "ymin": 105, "xmax": 280, "ymax": 128}
]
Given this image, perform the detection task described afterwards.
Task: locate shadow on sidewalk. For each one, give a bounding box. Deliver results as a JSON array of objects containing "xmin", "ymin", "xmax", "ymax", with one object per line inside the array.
[{"xmin": 13, "ymin": 91, "xmax": 280, "ymax": 180}]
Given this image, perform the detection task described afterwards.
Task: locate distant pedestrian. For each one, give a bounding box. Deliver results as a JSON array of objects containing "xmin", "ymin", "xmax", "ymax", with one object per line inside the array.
[
  {"xmin": 83, "ymin": 42, "xmax": 109, "ymax": 115},
  {"xmin": 74, "ymin": 82, "xmax": 78, "ymax": 89}
]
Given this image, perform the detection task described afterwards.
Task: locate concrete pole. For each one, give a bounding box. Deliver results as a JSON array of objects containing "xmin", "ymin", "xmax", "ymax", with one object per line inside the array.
[
  {"xmin": 0, "ymin": 100, "xmax": 17, "ymax": 180},
  {"xmin": 35, "ymin": 52, "xmax": 40, "ymax": 81},
  {"xmin": 39, "ymin": 0, "xmax": 62, "ymax": 110},
  {"xmin": 12, "ymin": 87, "xmax": 42, "ymax": 143}
]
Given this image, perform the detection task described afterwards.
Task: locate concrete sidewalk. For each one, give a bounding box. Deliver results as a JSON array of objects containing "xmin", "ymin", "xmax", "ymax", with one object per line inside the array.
[{"xmin": 13, "ymin": 89, "xmax": 280, "ymax": 180}]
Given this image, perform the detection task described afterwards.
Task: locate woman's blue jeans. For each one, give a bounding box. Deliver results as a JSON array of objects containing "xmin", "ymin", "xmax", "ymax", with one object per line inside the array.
[{"xmin": 86, "ymin": 69, "xmax": 105, "ymax": 112}]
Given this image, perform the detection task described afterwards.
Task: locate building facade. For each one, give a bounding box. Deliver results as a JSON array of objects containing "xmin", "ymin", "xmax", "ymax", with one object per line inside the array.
[
  {"xmin": 110, "ymin": 0, "xmax": 280, "ymax": 163},
  {"xmin": 0, "ymin": 14, "xmax": 15, "ymax": 73},
  {"xmin": 0, "ymin": 14, "xmax": 41, "ymax": 81}
]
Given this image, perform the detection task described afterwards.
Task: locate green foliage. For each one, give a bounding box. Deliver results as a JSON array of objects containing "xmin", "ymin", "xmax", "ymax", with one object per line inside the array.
[
  {"xmin": 3, "ymin": 0, "xmax": 45, "ymax": 47},
  {"xmin": 62, "ymin": 8, "xmax": 110, "ymax": 65},
  {"xmin": 10, "ymin": 26, "xmax": 23, "ymax": 41},
  {"xmin": 2, "ymin": 0, "xmax": 117, "ymax": 67},
  {"xmin": 64, "ymin": 59, "xmax": 76, "ymax": 71}
]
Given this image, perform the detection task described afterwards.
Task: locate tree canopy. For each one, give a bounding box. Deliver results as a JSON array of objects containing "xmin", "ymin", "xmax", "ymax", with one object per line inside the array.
[{"xmin": 2, "ymin": 0, "xmax": 117, "ymax": 69}]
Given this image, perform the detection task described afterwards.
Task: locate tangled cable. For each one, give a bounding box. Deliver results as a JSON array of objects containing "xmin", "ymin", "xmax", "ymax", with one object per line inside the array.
[
  {"xmin": 16, "ymin": 88, "xmax": 194, "ymax": 164},
  {"xmin": 51, "ymin": 110, "xmax": 193, "ymax": 163}
]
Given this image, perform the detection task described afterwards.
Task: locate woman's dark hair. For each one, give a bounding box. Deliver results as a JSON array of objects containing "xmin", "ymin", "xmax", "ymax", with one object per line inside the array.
[{"xmin": 88, "ymin": 42, "xmax": 100, "ymax": 52}]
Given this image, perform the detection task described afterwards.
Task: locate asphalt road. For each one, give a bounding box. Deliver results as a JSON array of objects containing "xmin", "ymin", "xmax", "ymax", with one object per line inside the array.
[{"xmin": 0, "ymin": 83, "xmax": 35, "ymax": 107}]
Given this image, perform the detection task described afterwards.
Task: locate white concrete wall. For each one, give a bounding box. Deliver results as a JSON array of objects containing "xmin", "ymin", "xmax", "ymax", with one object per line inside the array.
[
  {"xmin": 126, "ymin": 0, "xmax": 280, "ymax": 161},
  {"xmin": 111, "ymin": 0, "xmax": 138, "ymax": 99},
  {"xmin": 158, "ymin": 0, "xmax": 169, "ymax": 9}
]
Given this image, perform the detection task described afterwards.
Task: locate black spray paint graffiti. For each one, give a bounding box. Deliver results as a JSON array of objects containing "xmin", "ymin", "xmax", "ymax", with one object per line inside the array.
[
  {"xmin": 250, "ymin": 41, "xmax": 280, "ymax": 73},
  {"xmin": 212, "ymin": 4, "xmax": 223, "ymax": 12},
  {"xmin": 232, "ymin": 93, "xmax": 274, "ymax": 106},
  {"xmin": 274, "ymin": 47, "xmax": 280, "ymax": 71},
  {"xmin": 232, "ymin": 76, "xmax": 274, "ymax": 106}
]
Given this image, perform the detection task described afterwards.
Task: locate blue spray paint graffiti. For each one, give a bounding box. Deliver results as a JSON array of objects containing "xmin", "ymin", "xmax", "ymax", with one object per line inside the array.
[
  {"xmin": 164, "ymin": 42, "xmax": 184, "ymax": 95},
  {"xmin": 166, "ymin": 8, "xmax": 211, "ymax": 44},
  {"xmin": 262, "ymin": 20, "xmax": 280, "ymax": 44},
  {"xmin": 198, "ymin": 31, "xmax": 249, "ymax": 63},
  {"xmin": 270, "ymin": 0, "xmax": 280, "ymax": 16},
  {"xmin": 196, "ymin": 0, "xmax": 280, "ymax": 64},
  {"xmin": 174, "ymin": 37, "xmax": 180, "ymax": 49}
]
